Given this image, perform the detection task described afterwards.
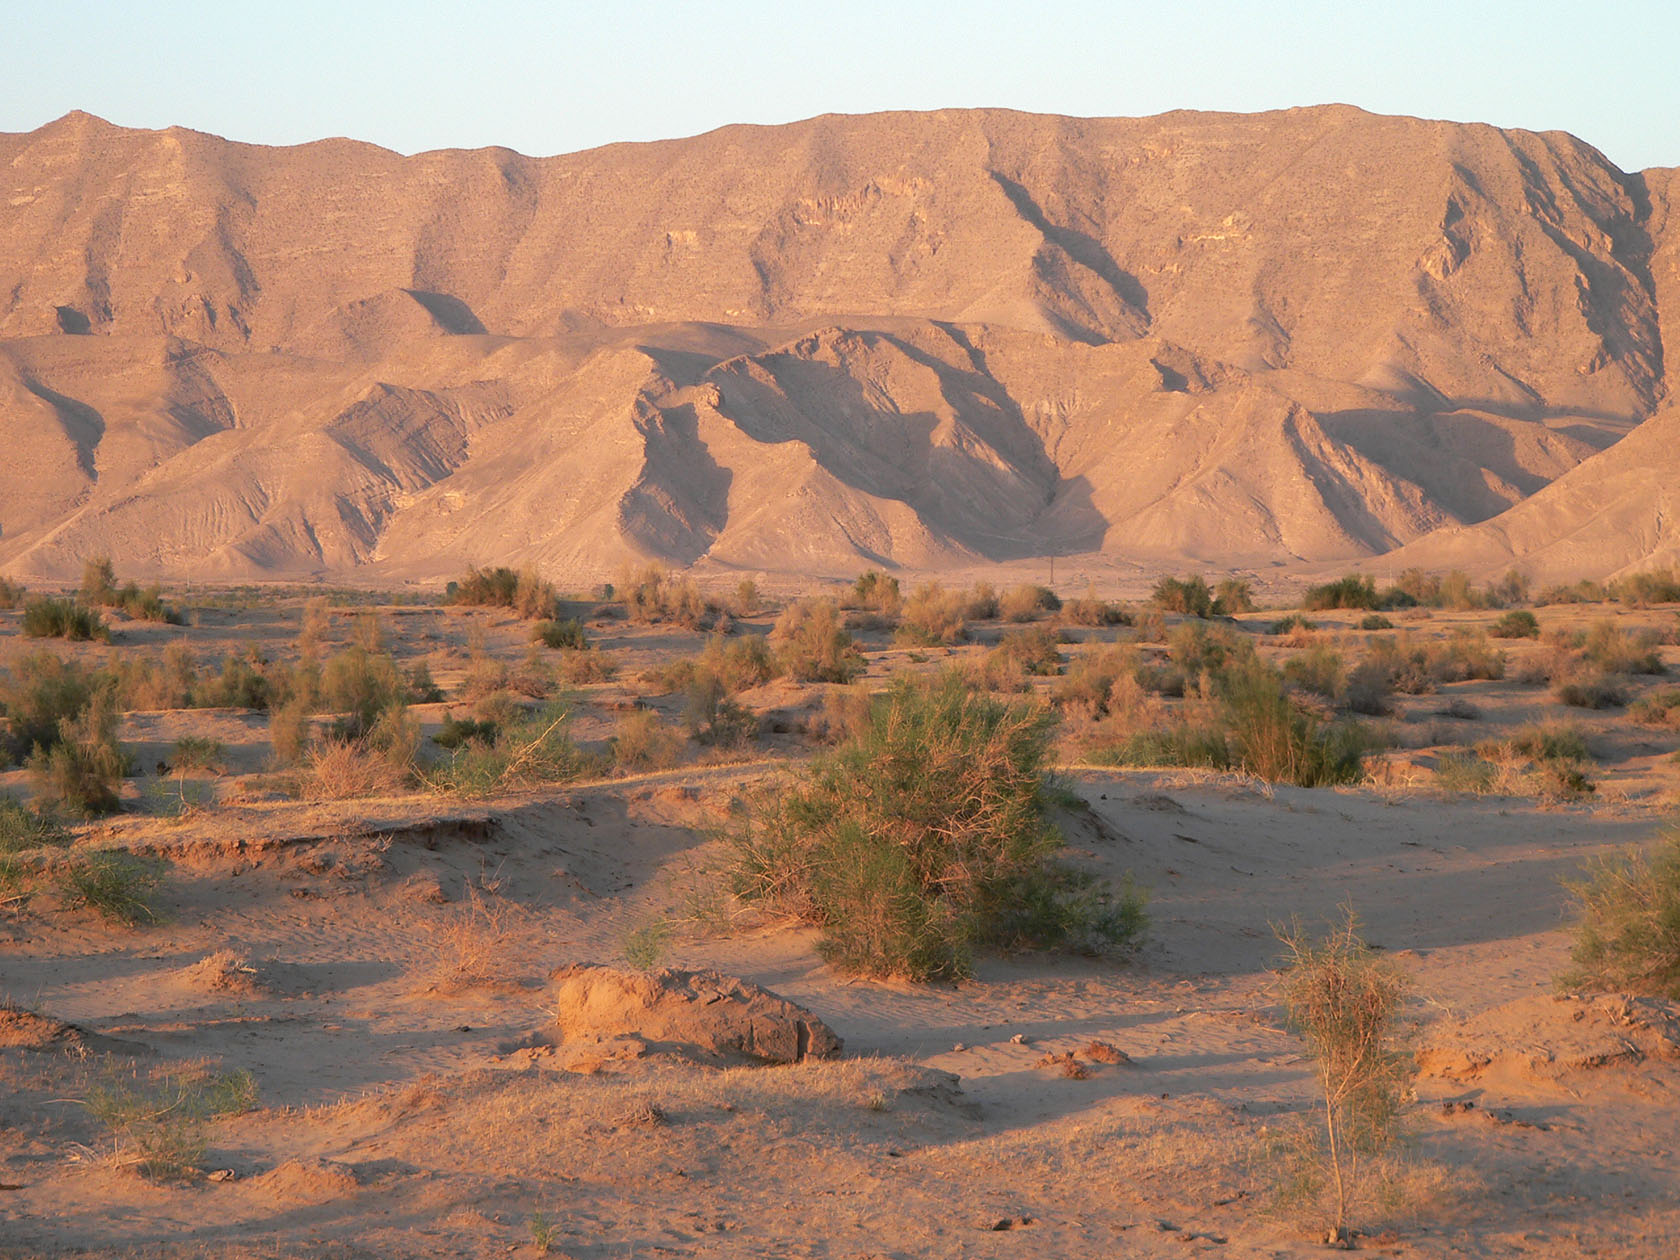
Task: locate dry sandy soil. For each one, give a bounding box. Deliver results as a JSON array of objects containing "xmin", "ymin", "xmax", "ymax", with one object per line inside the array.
[{"xmin": 3, "ymin": 581, "xmax": 1679, "ymax": 1258}]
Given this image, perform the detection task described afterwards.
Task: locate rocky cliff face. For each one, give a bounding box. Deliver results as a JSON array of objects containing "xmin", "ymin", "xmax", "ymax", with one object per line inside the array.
[{"xmin": 0, "ymin": 106, "xmax": 1671, "ymax": 581}]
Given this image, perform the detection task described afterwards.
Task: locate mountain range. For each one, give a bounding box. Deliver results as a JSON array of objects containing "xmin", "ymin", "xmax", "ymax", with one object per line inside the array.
[{"xmin": 1, "ymin": 105, "xmax": 1674, "ymax": 584}]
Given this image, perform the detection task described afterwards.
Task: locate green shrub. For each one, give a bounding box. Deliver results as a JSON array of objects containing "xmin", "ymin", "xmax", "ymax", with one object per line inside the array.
[
  {"xmin": 1629, "ymin": 689, "xmax": 1680, "ymax": 729},
  {"xmin": 534, "ymin": 618, "xmax": 589, "ymax": 651},
  {"xmin": 1220, "ymin": 659, "xmax": 1367, "ymax": 786},
  {"xmin": 979, "ymin": 627, "xmax": 1065, "ymax": 688},
  {"xmin": 0, "ymin": 793, "xmax": 70, "ymax": 854},
  {"xmin": 1560, "ymin": 829, "xmax": 1680, "ymax": 998},
  {"xmin": 1555, "ymin": 672, "xmax": 1626, "ymax": 710},
  {"xmin": 432, "ymin": 714, "xmax": 500, "ymax": 750},
  {"xmin": 1061, "ymin": 591, "xmax": 1132, "ymax": 627},
  {"xmin": 1093, "ymin": 723, "xmax": 1230, "ymax": 771},
  {"xmin": 700, "ymin": 630, "xmax": 778, "ymax": 691},
  {"xmin": 1434, "ymin": 751, "xmax": 1498, "ymax": 795},
  {"xmin": 1503, "ymin": 722, "xmax": 1590, "ymax": 763},
  {"xmin": 730, "ymin": 673, "xmax": 1145, "ymax": 980},
  {"xmin": 21, "ymin": 598, "xmax": 109, "ymax": 642},
  {"xmin": 847, "ymin": 571, "xmax": 902, "ymax": 615},
  {"xmin": 1215, "ymin": 578, "xmax": 1256, "ymax": 615},
  {"xmin": 1270, "ymin": 614, "xmax": 1318, "ymax": 636},
  {"xmin": 1167, "ymin": 620, "xmax": 1254, "ymax": 683},
  {"xmin": 268, "ymin": 700, "xmax": 311, "ymax": 767},
  {"xmin": 191, "ymin": 650, "xmax": 274, "ymax": 710},
  {"xmin": 1000, "ymin": 584, "xmax": 1062, "ymax": 623},
  {"xmin": 1282, "ymin": 645, "xmax": 1344, "ymax": 698},
  {"xmin": 896, "ymin": 583, "xmax": 968, "ymax": 646},
  {"xmin": 1357, "ymin": 614, "xmax": 1394, "ymax": 631},
  {"xmin": 1535, "ymin": 578, "xmax": 1608, "ymax": 606},
  {"xmin": 28, "ymin": 695, "xmax": 128, "ymax": 816},
  {"xmin": 446, "ymin": 565, "xmax": 560, "ymax": 619},
  {"xmin": 79, "ymin": 557, "xmax": 180, "ymax": 623},
  {"xmin": 1302, "ymin": 574, "xmax": 1380, "ymax": 612},
  {"xmin": 0, "ymin": 650, "xmax": 98, "ymax": 763},
  {"xmin": 83, "ymin": 1065, "xmax": 255, "ymax": 1180},
  {"xmin": 169, "ymin": 737, "xmax": 226, "ymax": 773},
  {"xmin": 769, "ymin": 601, "xmax": 861, "ymax": 683},
  {"xmin": 683, "ymin": 675, "xmax": 759, "ymax": 747},
  {"xmin": 610, "ymin": 709, "xmax": 686, "ymax": 771},
  {"xmin": 320, "ymin": 646, "xmax": 406, "ymax": 737},
  {"xmin": 1581, "ymin": 621, "xmax": 1664, "ymax": 675},
  {"xmin": 1152, "ymin": 574, "xmax": 1217, "ymax": 618},
  {"xmin": 432, "ymin": 701, "xmax": 593, "ymax": 796},
  {"xmin": 618, "ymin": 563, "xmax": 712, "ymax": 628},
  {"xmin": 57, "ymin": 851, "xmax": 163, "ymax": 924},
  {"xmin": 962, "ymin": 582, "xmax": 1001, "ymax": 620},
  {"xmin": 1489, "ymin": 610, "xmax": 1540, "ymax": 639},
  {"xmin": 1610, "ymin": 568, "xmax": 1680, "ymax": 607}
]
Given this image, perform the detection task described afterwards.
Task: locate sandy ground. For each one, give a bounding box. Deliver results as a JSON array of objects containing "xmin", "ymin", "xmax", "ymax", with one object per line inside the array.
[{"xmin": 3, "ymin": 594, "xmax": 1679, "ymax": 1257}]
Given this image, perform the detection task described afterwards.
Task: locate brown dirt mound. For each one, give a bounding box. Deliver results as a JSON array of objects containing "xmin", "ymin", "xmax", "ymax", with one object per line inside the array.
[
  {"xmin": 549, "ymin": 964, "xmax": 843, "ymax": 1065},
  {"xmin": 250, "ymin": 1158, "xmax": 362, "ymax": 1203},
  {"xmin": 1417, "ymin": 993, "xmax": 1680, "ymax": 1083}
]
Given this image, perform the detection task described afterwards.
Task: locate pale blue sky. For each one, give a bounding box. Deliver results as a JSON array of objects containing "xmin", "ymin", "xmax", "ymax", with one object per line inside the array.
[{"xmin": 7, "ymin": 1, "xmax": 1677, "ymax": 171}]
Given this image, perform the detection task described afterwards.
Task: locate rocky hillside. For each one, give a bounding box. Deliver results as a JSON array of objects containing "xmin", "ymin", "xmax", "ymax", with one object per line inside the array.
[{"xmin": 1, "ymin": 107, "xmax": 1673, "ymax": 581}]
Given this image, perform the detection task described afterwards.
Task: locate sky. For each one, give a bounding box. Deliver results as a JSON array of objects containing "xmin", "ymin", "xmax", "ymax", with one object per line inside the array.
[{"xmin": 6, "ymin": 0, "xmax": 1679, "ymax": 172}]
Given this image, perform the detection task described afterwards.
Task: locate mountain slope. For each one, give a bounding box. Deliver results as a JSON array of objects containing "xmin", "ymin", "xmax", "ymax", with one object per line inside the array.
[{"xmin": 0, "ymin": 107, "xmax": 1674, "ymax": 581}]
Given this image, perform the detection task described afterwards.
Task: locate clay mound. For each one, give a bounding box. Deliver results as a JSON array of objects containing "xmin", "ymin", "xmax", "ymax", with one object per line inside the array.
[
  {"xmin": 177, "ymin": 949, "xmax": 265, "ymax": 995},
  {"xmin": 549, "ymin": 964, "xmax": 843, "ymax": 1065},
  {"xmin": 0, "ymin": 1003, "xmax": 143, "ymax": 1055},
  {"xmin": 250, "ymin": 1157, "xmax": 362, "ymax": 1203},
  {"xmin": 1417, "ymin": 992, "xmax": 1680, "ymax": 1083}
]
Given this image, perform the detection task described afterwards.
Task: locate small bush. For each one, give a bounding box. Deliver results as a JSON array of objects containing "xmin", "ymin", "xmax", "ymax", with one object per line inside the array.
[
  {"xmin": 683, "ymin": 675, "xmax": 758, "ymax": 747},
  {"xmin": 0, "ymin": 578, "xmax": 25, "ymax": 609},
  {"xmin": 1152, "ymin": 574, "xmax": 1217, "ymax": 618},
  {"xmin": 21, "ymin": 598, "xmax": 109, "ymax": 642},
  {"xmin": 303, "ymin": 737, "xmax": 408, "ymax": 801},
  {"xmin": 1560, "ymin": 829, "xmax": 1680, "ymax": 998},
  {"xmin": 1554, "ymin": 672, "xmax": 1626, "ymax": 710},
  {"xmin": 1434, "ymin": 751, "xmax": 1498, "ymax": 795},
  {"xmin": 619, "ymin": 563, "xmax": 712, "ymax": 628},
  {"xmin": 730, "ymin": 673, "xmax": 1145, "ymax": 980},
  {"xmin": 1489, "ymin": 610, "xmax": 1540, "ymax": 639},
  {"xmin": 29, "ymin": 695, "xmax": 128, "ymax": 816},
  {"xmin": 1274, "ymin": 909, "xmax": 1410, "ymax": 1246},
  {"xmin": 1215, "ymin": 578, "xmax": 1256, "ymax": 615},
  {"xmin": 698, "ymin": 630, "xmax": 777, "ymax": 691},
  {"xmin": 268, "ymin": 700, "xmax": 311, "ymax": 767},
  {"xmin": 896, "ymin": 583, "xmax": 968, "ymax": 646},
  {"xmin": 0, "ymin": 650, "xmax": 99, "ymax": 763},
  {"xmin": 320, "ymin": 646, "xmax": 406, "ymax": 737},
  {"xmin": 433, "ymin": 714, "xmax": 500, "ymax": 750},
  {"xmin": 1270, "ymin": 614, "xmax": 1318, "ymax": 636},
  {"xmin": 432, "ymin": 701, "xmax": 593, "ymax": 796},
  {"xmin": 1629, "ymin": 688, "xmax": 1680, "ymax": 729},
  {"xmin": 1167, "ymin": 620, "xmax": 1254, "ymax": 683},
  {"xmin": 446, "ymin": 565, "xmax": 560, "ymax": 619},
  {"xmin": 611, "ymin": 709, "xmax": 685, "ymax": 772},
  {"xmin": 83, "ymin": 1065, "xmax": 256, "ymax": 1180},
  {"xmin": 847, "ymin": 571, "xmax": 902, "ymax": 615},
  {"xmin": 962, "ymin": 582, "xmax": 1000, "ymax": 621},
  {"xmin": 192, "ymin": 650, "xmax": 274, "ymax": 710},
  {"xmin": 1000, "ymin": 584, "xmax": 1062, "ymax": 623},
  {"xmin": 57, "ymin": 851, "xmax": 163, "ymax": 924},
  {"xmin": 0, "ymin": 793, "xmax": 70, "ymax": 854},
  {"xmin": 1535, "ymin": 578, "xmax": 1608, "ymax": 606},
  {"xmin": 978, "ymin": 627, "xmax": 1064, "ymax": 689},
  {"xmin": 769, "ymin": 601, "xmax": 862, "ymax": 683},
  {"xmin": 1282, "ymin": 645, "xmax": 1344, "ymax": 699},
  {"xmin": 169, "ymin": 737, "xmax": 227, "ymax": 774},
  {"xmin": 534, "ymin": 618, "xmax": 589, "ymax": 651},
  {"xmin": 1358, "ymin": 614, "xmax": 1394, "ymax": 631},
  {"xmin": 1581, "ymin": 621, "xmax": 1664, "ymax": 675},
  {"xmin": 1610, "ymin": 568, "xmax": 1680, "ymax": 607},
  {"xmin": 1302, "ymin": 574, "xmax": 1380, "ymax": 612},
  {"xmin": 1061, "ymin": 590, "xmax": 1132, "ymax": 627}
]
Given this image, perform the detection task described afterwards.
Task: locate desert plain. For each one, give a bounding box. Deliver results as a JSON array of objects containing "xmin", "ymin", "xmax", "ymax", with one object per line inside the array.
[{"xmin": 2, "ymin": 564, "xmax": 1678, "ymax": 1259}]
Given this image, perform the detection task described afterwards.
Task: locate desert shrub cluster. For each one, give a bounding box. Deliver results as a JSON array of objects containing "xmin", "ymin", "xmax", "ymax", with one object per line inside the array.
[
  {"xmin": 445, "ymin": 565, "xmax": 561, "ymax": 619},
  {"xmin": 80, "ymin": 557, "xmax": 181, "ymax": 624},
  {"xmin": 1561, "ymin": 828, "xmax": 1680, "ymax": 999},
  {"xmin": 730, "ymin": 672, "xmax": 1145, "ymax": 979}
]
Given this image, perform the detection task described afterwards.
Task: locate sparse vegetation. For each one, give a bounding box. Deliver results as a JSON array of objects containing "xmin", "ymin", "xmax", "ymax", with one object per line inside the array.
[
  {"xmin": 29, "ymin": 693, "xmax": 128, "ymax": 816},
  {"xmin": 1561, "ymin": 829, "xmax": 1680, "ymax": 999},
  {"xmin": 771, "ymin": 600, "xmax": 862, "ymax": 683},
  {"xmin": 445, "ymin": 565, "xmax": 560, "ymax": 619},
  {"xmin": 1273, "ymin": 908, "xmax": 1410, "ymax": 1247},
  {"xmin": 22, "ymin": 597, "xmax": 110, "ymax": 642},
  {"xmin": 730, "ymin": 672, "xmax": 1145, "ymax": 980},
  {"xmin": 83, "ymin": 1064, "xmax": 257, "ymax": 1180},
  {"xmin": 895, "ymin": 583, "xmax": 968, "ymax": 646},
  {"xmin": 57, "ymin": 850, "xmax": 164, "ymax": 924}
]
